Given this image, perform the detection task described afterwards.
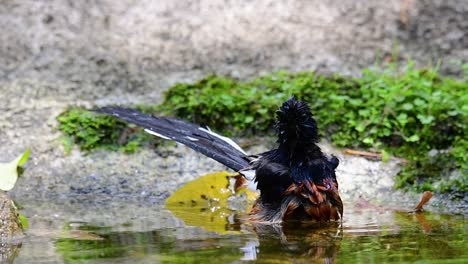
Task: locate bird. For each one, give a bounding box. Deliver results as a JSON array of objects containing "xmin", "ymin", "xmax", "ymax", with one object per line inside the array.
[{"xmin": 96, "ymin": 97, "xmax": 343, "ymax": 223}]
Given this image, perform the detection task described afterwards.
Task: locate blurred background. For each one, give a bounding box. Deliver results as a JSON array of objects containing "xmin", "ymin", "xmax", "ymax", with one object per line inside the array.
[{"xmin": 1, "ymin": 0, "xmax": 466, "ymax": 103}]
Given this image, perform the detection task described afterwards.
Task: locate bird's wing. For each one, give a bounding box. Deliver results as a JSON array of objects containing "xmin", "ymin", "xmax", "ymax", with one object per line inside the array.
[
  {"xmin": 96, "ymin": 107, "xmax": 251, "ymax": 172},
  {"xmin": 286, "ymin": 158, "xmax": 343, "ymax": 221}
]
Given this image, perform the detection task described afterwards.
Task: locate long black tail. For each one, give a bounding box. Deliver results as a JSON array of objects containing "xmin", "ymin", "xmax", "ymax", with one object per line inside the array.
[{"xmin": 95, "ymin": 107, "xmax": 251, "ymax": 171}]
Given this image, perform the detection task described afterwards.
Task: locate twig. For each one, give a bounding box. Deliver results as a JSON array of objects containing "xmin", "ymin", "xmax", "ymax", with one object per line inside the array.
[
  {"xmin": 343, "ymin": 148, "xmax": 408, "ymax": 163},
  {"xmin": 414, "ymin": 191, "xmax": 433, "ymax": 212}
]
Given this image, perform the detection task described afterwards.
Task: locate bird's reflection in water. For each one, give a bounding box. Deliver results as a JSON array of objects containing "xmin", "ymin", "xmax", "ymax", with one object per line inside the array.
[
  {"xmin": 167, "ymin": 202, "xmax": 343, "ymax": 263},
  {"xmin": 241, "ymin": 220, "xmax": 342, "ymax": 263}
]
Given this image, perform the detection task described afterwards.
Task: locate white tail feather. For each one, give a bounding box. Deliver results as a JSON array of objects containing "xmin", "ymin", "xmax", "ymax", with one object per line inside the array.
[
  {"xmin": 144, "ymin": 129, "xmax": 171, "ymax": 140},
  {"xmin": 199, "ymin": 127, "xmax": 247, "ymax": 155}
]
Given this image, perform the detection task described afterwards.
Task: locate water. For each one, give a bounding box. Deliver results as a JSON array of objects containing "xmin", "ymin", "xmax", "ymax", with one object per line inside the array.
[{"xmin": 7, "ymin": 200, "xmax": 467, "ymax": 264}]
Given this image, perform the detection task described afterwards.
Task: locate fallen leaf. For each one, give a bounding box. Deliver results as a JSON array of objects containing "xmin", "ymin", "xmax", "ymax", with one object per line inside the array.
[
  {"xmin": 165, "ymin": 171, "xmax": 258, "ymax": 234},
  {"xmin": 166, "ymin": 171, "xmax": 236, "ymax": 207}
]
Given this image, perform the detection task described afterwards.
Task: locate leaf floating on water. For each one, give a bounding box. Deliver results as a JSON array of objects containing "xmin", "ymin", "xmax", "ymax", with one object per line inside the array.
[
  {"xmin": 165, "ymin": 171, "xmax": 258, "ymax": 234},
  {"xmin": 0, "ymin": 149, "xmax": 30, "ymax": 191},
  {"xmin": 167, "ymin": 205, "xmax": 237, "ymax": 234},
  {"xmin": 166, "ymin": 171, "xmax": 235, "ymax": 207}
]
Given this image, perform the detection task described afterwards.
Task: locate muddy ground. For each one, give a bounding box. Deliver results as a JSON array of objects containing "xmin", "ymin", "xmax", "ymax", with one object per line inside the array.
[{"xmin": 0, "ymin": 0, "xmax": 467, "ymax": 222}]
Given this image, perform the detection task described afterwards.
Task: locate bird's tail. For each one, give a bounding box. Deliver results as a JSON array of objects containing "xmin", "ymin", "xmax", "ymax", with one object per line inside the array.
[{"xmin": 95, "ymin": 107, "xmax": 251, "ymax": 172}]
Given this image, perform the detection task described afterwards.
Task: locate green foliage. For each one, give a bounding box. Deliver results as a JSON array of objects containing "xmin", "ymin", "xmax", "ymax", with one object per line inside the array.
[
  {"xmin": 56, "ymin": 62, "xmax": 467, "ymax": 194},
  {"xmin": 345, "ymin": 63, "xmax": 466, "ymax": 194},
  {"xmin": 18, "ymin": 213, "xmax": 29, "ymax": 229},
  {"xmin": 160, "ymin": 72, "xmax": 358, "ymax": 136},
  {"xmin": 57, "ymin": 108, "xmax": 155, "ymax": 152}
]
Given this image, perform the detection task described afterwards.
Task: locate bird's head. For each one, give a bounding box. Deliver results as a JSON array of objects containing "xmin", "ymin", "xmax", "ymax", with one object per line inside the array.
[{"xmin": 275, "ymin": 97, "xmax": 319, "ymax": 145}]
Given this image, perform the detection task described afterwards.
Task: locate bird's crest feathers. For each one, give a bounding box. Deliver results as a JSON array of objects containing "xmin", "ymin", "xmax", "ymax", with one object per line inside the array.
[{"xmin": 275, "ymin": 97, "xmax": 319, "ymax": 145}]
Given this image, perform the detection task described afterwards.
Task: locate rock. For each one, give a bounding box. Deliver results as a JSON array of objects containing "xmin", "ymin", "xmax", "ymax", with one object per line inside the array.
[{"xmin": 0, "ymin": 192, "xmax": 23, "ymax": 263}]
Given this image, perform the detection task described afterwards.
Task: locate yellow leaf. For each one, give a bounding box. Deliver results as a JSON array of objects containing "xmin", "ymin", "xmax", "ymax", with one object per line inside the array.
[
  {"xmin": 165, "ymin": 171, "xmax": 258, "ymax": 234},
  {"xmin": 166, "ymin": 171, "xmax": 235, "ymax": 207},
  {"xmin": 167, "ymin": 205, "xmax": 237, "ymax": 234}
]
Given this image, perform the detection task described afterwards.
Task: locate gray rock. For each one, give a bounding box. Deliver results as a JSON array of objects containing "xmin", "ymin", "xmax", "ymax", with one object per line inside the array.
[{"xmin": 0, "ymin": 192, "xmax": 23, "ymax": 263}]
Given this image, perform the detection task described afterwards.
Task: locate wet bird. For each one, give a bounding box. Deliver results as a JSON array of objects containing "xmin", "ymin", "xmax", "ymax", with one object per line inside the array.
[{"xmin": 96, "ymin": 97, "xmax": 343, "ymax": 223}]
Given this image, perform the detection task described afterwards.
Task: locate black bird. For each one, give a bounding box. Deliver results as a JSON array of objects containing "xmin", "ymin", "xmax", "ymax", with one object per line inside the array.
[{"xmin": 96, "ymin": 97, "xmax": 343, "ymax": 223}]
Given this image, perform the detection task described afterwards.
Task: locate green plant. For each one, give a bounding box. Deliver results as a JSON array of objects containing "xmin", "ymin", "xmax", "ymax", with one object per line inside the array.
[
  {"xmin": 159, "ymin": 72, "xmax": 358, "ymax": 136},
  {"xmin": 57, "ymin": 108, "xmax": 155, "ymax": 152}
]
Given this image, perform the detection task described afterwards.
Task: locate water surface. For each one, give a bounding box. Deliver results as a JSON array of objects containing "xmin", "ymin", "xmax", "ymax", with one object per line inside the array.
[{"xmin": 10, "ymin": 199, "xmax": 467, "ymax": 264}]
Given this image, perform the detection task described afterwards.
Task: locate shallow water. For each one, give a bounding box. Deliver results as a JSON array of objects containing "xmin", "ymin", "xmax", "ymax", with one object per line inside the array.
[{"xmin": 7, "ymin": 199, "xmax": 467, "ymax": 264}]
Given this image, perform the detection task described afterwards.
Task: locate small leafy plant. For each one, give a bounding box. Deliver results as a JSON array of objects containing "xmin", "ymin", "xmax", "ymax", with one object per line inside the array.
[{"xmin": 57, "ymin": 108, "xmax": 156, "ymax": 153}]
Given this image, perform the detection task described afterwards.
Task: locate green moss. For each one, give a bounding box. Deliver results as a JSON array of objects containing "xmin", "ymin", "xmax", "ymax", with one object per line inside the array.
[
  {"xmin": 57, "ymin": 108, "xmax": 157, "ymax": 153},
  {"xmin": 57, "ymin": 62, "xmax": 468, "ymax": 195},
  {"xmin": 158, "ymin": 72, "xmax": 359, "ymax": 136}
]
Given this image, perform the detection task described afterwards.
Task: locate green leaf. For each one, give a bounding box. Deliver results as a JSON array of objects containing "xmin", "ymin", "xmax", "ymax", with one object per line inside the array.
[
  {"xmin": 244, "ymin": 116, "xmax": 254, "ymax": 123},
  {"xmin": 417, "ymin": 114, "xmax": 435, "ymax": 125},
  {"xmin": 413, "ymin": 98, "xmax": 426, "ymax": 106},
  {"xmin": 381, "ymin": 150, "xmax": 390, "ymax": 162},
  {"xmin": 407, "ymin": 134, "xmax": 420, "ymax": 142},
  {"xmin": 0, "ymin": 149, "xmax": 31, "ymax": 191},
  {"xmin": 358, "ymin": 109, "xmax": 370, "ymax": 117},
  {"xmin": 17, "ymin": 148, "xmax": 30, "ymax": 166},
  {"xmin": 397, "ymin": 113, "xmax": 408, "ymax": 126},
  {"xmin": 18, "ymin": 213, "xmax": 29, "ymax": 229},
  {"xmin": 402, "ymin": 103, "xmax": 413, "ymax": 111},
  {"xmin": 355, "ymin": 124, "xmax": 366, "ymax": 132}
]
